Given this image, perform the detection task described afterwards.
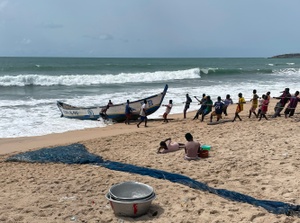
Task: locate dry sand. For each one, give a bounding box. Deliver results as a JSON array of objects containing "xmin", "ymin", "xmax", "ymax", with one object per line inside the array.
[{"xmin": 1, "ymin": 99, "xmax": 300, "ymax": 223}]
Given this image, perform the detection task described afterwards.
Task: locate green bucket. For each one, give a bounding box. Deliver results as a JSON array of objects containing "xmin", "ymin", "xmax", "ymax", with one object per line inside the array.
[{"xmin": 201, "ymin": 145, "xmax": 211, "ymax": 150}]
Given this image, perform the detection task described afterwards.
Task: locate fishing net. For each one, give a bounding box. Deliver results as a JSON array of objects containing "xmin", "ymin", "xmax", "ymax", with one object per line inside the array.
[
  {"xmin": 6, "ymin": 143, "xmax": 103, "ymax": 164},
  {"xmin": 6, "ymin": 143, "xmax": 300, "ymax": 217}
]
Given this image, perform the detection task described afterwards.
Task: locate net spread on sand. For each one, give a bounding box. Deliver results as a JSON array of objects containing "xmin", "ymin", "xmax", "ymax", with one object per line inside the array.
[{"xmin": 6, "ymin": 143, "xmax": 300, "ymax": 217}]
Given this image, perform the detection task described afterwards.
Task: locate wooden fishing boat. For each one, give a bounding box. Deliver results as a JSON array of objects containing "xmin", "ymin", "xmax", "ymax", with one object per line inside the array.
[{"xmin": 57, "ymin": 84, "xmax": 168, "ymax": 122}]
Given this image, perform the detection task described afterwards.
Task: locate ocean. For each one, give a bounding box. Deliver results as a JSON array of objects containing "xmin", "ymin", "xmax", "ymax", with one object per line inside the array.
[{"xmin": 0, "ymin": 57, "xmax": 299, "ymax": 138}]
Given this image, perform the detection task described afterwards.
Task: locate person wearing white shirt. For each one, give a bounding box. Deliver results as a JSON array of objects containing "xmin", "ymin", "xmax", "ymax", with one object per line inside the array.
[{"xmin": 137, "ymin": 100, "xmax": 148, "ymax": 128}]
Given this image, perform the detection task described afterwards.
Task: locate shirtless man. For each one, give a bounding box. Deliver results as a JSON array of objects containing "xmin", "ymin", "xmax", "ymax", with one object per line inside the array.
[{"xmin": 184, "ymin": 133, "xmax": 200, "ymax": 160}]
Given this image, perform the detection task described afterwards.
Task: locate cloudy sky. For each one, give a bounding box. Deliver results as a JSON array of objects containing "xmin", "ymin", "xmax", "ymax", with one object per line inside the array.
[{"xmin": 1, "ymin": 0, "xmax": 299, "ymax": 58}]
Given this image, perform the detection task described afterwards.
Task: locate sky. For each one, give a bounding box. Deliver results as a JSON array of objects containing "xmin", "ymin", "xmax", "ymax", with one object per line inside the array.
[{"xmin": 0, "ymin": 0, "xmax": 300, "ymax": 58}]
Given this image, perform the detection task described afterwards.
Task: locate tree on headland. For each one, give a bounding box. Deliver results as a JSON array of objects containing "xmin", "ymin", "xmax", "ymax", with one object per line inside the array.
[{"xmin": 270, "ymin": 53, "xmax": 300, "ymax": 58}]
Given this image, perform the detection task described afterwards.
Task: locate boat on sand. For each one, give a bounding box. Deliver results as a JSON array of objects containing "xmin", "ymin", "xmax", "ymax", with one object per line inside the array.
[{"xmin": 57, "ymin": 85, "xmax": 168, "ymax": 122}]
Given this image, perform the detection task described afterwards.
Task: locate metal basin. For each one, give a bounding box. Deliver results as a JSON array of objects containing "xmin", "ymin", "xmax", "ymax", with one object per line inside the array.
[
  {"xmin": 105, "ymin": 192, "xmax": 156, "ymax": 217},
  {"xmin": 109, "ymin": 181, "xmax": 154, "ymax": 201}
]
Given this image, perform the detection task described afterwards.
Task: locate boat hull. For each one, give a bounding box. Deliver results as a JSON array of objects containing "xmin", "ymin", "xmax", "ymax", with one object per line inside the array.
[{"xmin": 57, "ymin": 85, "xmax": 168, "ymax": 122}]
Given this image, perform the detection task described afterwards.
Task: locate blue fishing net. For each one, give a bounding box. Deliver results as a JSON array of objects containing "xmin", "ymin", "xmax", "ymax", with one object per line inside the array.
[
  {"xmin": 6, "ymin": 143, "xmax": 300, "ymax": 217},
  {"xmin": 6, "ymin": 143, "xmax": 103, "ymax": 164}
]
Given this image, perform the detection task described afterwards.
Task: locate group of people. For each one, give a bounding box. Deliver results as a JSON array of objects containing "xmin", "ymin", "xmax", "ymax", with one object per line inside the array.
[
  {"xmin": 157, "ymin": 133, "xmax": 202, "ymax": 161},
  {"xmin": 183, "ymin": 88, "xmax": 299, "ymax": 122},
  {"xmin": 185, "ymin": 93, "xmax": 234, "ymax": 122},
  {"xmin": 100, "ymin": 87, "xmax": 299, "ymax": 128}
]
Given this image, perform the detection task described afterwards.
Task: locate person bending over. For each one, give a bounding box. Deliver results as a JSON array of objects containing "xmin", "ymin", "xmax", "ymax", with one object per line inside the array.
[
  {"xmin": 201, "ymin": 96, "xmax": 213, "ymax": 122},
  {"xmin": 284, "ymin": 91, "xmax": 300, "ymax": 118},
  {"xmin": 162, "ymin": 100, "xmax": 173, "ymax": 123}
]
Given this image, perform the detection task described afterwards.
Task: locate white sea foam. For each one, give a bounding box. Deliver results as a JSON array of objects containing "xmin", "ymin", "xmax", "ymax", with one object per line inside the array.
[
  {"xmin": 1, "ymin": 80, "xmax": 298, "ymax": 138},
  {"xmin": 269, "ymin": 68, "xmax": 300, "ymax": 77},
  {"xmin": 0, "ymin": 98, "xmax": 108, "ymax": 138},
  {"xmin": 0, "ymin": 68, "xmax": 200, "ymax": 86},
  {"xmin": 1, "ymin": 57, "xmax": 299, "ymax": 138}
]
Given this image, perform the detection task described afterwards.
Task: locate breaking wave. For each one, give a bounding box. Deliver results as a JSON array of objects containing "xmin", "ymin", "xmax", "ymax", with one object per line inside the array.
[{"xmin": 0, "ymin": 68, "xmax": 200, "ymax": 86}]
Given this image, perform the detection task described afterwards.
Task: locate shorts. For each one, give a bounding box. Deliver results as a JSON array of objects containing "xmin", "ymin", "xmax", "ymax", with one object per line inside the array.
[
  {"xmin": 250, "ymin": 105, "xmax": 257, "ymax": 112},
  {"xmin": 261, "ymin": 110, "xmax": 267, "ymax": 115},
  {"xmin": 202, "ymin": 110, "xmax": 211, "ymax": 116},
  {"xmin": 284, "ymin": 108, "xmax": 295, "ymax": 117},
  {"xmin": 184, "ymin": 104, "xmax": 190, "ymax": 110},
  {"xmin": 125, "ymin": 113, "xmax": 131, "ymax": 119},
  {"xmin": 140, "ymin": 116, "xmax": 147, "ymax": 121},
  {"xmin": 236, "ymin": 106, "xmax": 242, "ymax": 113},
  {"xmin": 163, "ymin": 112, "xmax": 168, "ymax": 118},
  {"xmin": 211, "ymin": 111, "xmax": 222, "ymax": 119}
]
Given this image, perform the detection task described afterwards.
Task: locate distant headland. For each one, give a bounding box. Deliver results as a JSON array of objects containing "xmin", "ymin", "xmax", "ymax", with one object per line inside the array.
[{"xmin": 270, "ymin": 53, "xmax": 300, "ymax": 58}]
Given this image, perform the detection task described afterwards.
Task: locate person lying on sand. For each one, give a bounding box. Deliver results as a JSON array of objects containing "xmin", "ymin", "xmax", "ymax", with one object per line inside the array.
[{"xmin": 157, "ymin": 138, "xmax": 185, "ymax": 154}]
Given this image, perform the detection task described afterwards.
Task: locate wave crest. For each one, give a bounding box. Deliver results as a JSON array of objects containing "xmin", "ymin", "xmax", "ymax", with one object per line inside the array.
[{"xmin": 0, "ymin": 68, "xmax": 200, "ymax": 86}]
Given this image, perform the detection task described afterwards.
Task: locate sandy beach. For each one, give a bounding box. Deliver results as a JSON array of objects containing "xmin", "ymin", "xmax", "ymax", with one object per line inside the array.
[{"xmin": 1, "ymin": 99, "xmax": 300, "ymax": 223}]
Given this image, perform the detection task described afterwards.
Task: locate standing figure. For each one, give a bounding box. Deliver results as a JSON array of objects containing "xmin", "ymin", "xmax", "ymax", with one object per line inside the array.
[
  {"xmin": 99, "ymin": 105, "xmax": 109, "ymax": 119},
  {"xmin": 223, "ymin": 94, "xmax": 233, "ymax": 116},
  {"xmin": 257, "ymin": 94, "xmax": 265, "ymax": 118},
  {"xmin": 201, "ymin": 96, "xmax": 213, "ymax": 122},
  {"xmin": 107, "ymin": 100, "xmax": 113, "ymax": 107},
  {"xmin": 124, "ymin": 100, "xmax": 134, "ymax": 125},
  {"xmin": 137, "ymin": 100, "xmax": 148, "ymax": 128},
  {"xmin": 266, "ymin": 91, "xmax": 271, "ymax": 100},
  {"xmin": 162, "ymin": 100, "xmax": 173, "ymax": 123},
  {"xmin": 99, "ymin": 100, "xmax": 113, "ymax": 120},
  {"xmin": 249, "ymin": 89, "xmax": 259, "ymax": 118},
  {"xmin": 232, "ymin": 93, "xmax": 246, "ymax": 122},
  {"xmin": 210, "ymin": 96, "xmax": 224, "ymax": 122},
  {"xmin": 183, "ymin": 94, "xmax": 192, "ymax": 119},
  {"xmin": 193, "ymin": 94, "xmax": 206, "ymax": 120},
  {"xmin": 258, "ymin": 95, "xmax": 269, "ymax": 121},
  {"xmin": 272, "ymin": 88, "xmax": 291, "ymax": 118},
  {"xmin": 184, "ymin": 133, "xmax": 200, "ymax": 160},
  {"xmin": 284, "ymin": 91, "xmax": 300, "ymax": 118}
]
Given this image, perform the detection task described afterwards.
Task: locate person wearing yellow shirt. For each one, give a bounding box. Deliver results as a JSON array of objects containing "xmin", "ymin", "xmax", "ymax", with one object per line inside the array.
[
  {"xmin": 249, "ymin": 89, "xmax": 259, "ymax": 118},
  {"xmin": 232, "ymin": 93, "xmax": 246, "ymax": 122}
]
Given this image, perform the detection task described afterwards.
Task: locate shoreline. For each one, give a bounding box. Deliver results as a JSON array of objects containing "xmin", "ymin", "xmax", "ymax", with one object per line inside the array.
[
  {"xmin": 1, "ymin": 98, "xmax": 300, "ymax": 222},
  {"xmin": 0, "ymin": 98, "xmax": 296, "ymax": 155},
  {"xmin": 0, "ymin": 114, "xmax": 183, "ymax": 155}
]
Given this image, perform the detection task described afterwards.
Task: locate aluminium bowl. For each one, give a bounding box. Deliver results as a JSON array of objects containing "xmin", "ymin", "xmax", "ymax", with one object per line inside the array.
[
  {"xmin": 109, "ymin": 181, "xmax": 154, "ymax": 201},
  {"xmin": 105, "ymin": 192, "xmax": 156, "ymax": 217}
]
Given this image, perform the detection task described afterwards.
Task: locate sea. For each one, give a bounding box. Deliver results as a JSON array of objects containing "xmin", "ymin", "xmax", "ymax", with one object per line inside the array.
[{"xmin": 0, "ymin": 57, "xmax": 299, "ymax": 138}]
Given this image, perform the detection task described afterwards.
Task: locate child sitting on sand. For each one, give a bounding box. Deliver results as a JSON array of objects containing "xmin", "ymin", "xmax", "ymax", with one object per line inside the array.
[{"xmin": 157, "ymin": 138, "xmax": 185, "ymax": 154}]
